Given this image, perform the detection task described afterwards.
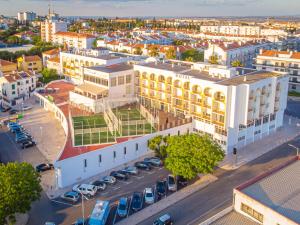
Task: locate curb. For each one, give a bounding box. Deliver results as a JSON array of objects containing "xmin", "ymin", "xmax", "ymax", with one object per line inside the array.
[{"xmin": 117, "ymin": 174, "xmax": 218, "ymax": 225}]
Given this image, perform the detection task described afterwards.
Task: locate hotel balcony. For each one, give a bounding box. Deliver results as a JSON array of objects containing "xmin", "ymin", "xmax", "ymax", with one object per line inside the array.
[
  {"xmin": 212, "ymin": 120, "xmax": 225, "ymax": 126},
  {"xmin": 202, "ymin": 102, "xmax": 211, "ymax": 108},
  {"xmin": 191, "ymin": 99, "xmax": 202, "ymax": 106},
  {"xmin": 212, "ymin": 108, "xmax": 225, "ymax": 115}
]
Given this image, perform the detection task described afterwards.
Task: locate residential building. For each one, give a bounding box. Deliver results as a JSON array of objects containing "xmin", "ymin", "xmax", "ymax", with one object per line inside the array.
[
  {"xmin": 42, "ymin": 48, "xmax": 60, "ymax": 67},
  {"xmin": 53, "ymin": 31, "xmax": 95, "ymax": 49},
  {"xmin": 0, "ymin": 59, "xmax": 17, "ymax": 74},
  {"xmin": 134, "ymin": 62, "xmax": 288, "ymax": 153},
  {"xmin": 40, "ymin": 20, "xmax": 68, "ymax": 43},
  {"xmin": 204, "ymin": 41, "xmax": 274, "ymax": 67},
  {"xmin": 17, "ymin": 55, "xmax": 42, "ymax": 73},
  {"xmin": 17, "ymin": 11, "xmax": 36, "ymax": 24},
  {"xmin": 60, "ymin": 49, "xmax": 130, "ymax": 84},
  {"xmin": 0, "ymin": 71, "xmax": 37, "ymax": 107},
  {"xmin": 254, "ymin": 49, "xmax": 300, "ymax": 92},
  {"xmin": 47, "ymin": 57, "xmax": 61, "ymax": 75}
]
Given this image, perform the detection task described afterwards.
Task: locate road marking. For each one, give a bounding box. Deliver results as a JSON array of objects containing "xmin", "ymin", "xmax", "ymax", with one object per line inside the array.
[
  {"xmin": 186, "ymin": 198, "xmax": 232, "ymax": 225},
  {"xmin": 50, "ymin": 199, "xmax": 79, "ymax": 207},
  {"xmin": 113, "ymin": 186, "xmax": 121, "ymax": 191},
  {"xmin": 133, "ymin": 175, "xmax": 144, "ymax": 179},
  {"xmin": 146, "ymin": 171, "xmax": 156, "ymax": 175},
  {"xmin": 118, "ymin": 180, "xmax": 131, "ymax": 184}
]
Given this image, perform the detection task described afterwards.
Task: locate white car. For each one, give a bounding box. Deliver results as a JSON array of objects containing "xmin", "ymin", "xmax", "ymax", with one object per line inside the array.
[
  {"xmin": 72, "ymin": 184, "xmax": 97, "ymax": 197},
  {"xmin": 22, "ymin": 105, "xmax": 32, "ymax": 111},
  {"xmin": 144, "ymin": 187, "xmax": 155, "ymax": 204}
]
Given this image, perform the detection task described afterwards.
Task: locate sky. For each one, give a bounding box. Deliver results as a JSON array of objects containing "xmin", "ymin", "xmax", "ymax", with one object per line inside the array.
[{"xmin": 0, "ymin": 0, "xmax": 299, "ymax": 17}]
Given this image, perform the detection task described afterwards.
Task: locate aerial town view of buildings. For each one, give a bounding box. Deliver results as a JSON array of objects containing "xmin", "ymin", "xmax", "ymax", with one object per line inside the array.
[{"xmin": 0, "ymin": 1, "xmax": 300, "ymax": 225}]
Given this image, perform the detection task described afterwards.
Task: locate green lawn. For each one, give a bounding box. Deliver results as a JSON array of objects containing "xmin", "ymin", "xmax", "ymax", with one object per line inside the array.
[
  {"xmin": 288, "ymin": 91, "xmax": 300, "ymax": 97},
  {"xmin": 74, "ymin": 131, "xmax": 115, "ymax": 146},
  {"xmin": 113, "ymin": 108, "xmax": 145, "ymax": 121},
  {"xmin": 73, "ymin": 115, "xmax": 107, "ymax": 130},
  {"xmin": 121, "ymin": 123, "xmax": 155, "ymax": 136}
]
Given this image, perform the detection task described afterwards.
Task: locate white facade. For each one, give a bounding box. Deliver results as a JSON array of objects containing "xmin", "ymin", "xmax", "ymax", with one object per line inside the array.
[
  {"xmin": 53, "ymin": 32, "xmax": 95, "ymax": 49},
  {"xmin": 0, "ymin": 71, "xmax": 37, "ymax": 107},
  {"xmin": 255, "ymin": 50, "xmax": 300, "ymax": 92},
  {"xmin": 17, "ymin": 12, "xmax": 36, "ymax": 23},
  {"xmin": 41, "ymin": 20, "xmax": 68, "ymax": 43}
]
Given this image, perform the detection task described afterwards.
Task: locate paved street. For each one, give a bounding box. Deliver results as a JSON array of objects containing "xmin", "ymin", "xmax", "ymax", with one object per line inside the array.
[
  {"xmin": 138, "ymin": 138, "xmax": 300, "ymax": 225},
  {"xmin": 286, "ymin": 98, "xmax": 300, "ymax": 118}
]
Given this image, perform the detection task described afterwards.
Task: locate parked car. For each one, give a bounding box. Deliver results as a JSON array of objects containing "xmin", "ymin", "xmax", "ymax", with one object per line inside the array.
[
  {"xmin": 167, "ymin": 175, "xmax": 177, "ymax": 192},
  {"xmin": 22, "ymin": 105, "xmax": 32, "ymax": 111},
  {"xmin": 131, "ymin": 192, "xmax": 143, "ymax": 211},
  {"xmin": 9, "ymin": 109, "xmax": 18, "ymax": 115},
  {"xmin": 117, "ymin": 197, "xmax": 129, "ymax": 217},
  {"xmin": 60, "ymin": 191, "xmax": 80, "ymax": 202},
  {"xmin": 134, "ymin": 161, "xmax": 152, "ymax": 171},
  {"xmin": 121, "ymin": 166, "xmax": 139, "ymax": 175},
  {"xmin": 101, "ymin": 175, "xmax": 117, "ymax": 185},
  {"xmin": 153, "ymin": 214, "xmax": 173, "ymax": 225},
  {"xmin": 72, "ymin": 184, "xmax": 97, "ymax": 197},
  {"xmin": 22, "ymin": 140, "xmax": 36, "ymax": 149},
  {"xmin": 156, "ymin": 180, "xmax": 167, "ymax": 197},
  {"xmin": 16, "ymin": 136, "xmax": 32, "ymax": 143},
  {"xmin": 144, "ymin": 157, "xmax": 163, "ymax": 167},
  {"xmin": 1, "ymin": 107, "xmax": 11, "ymax": 112},
  {"xmin": 177, "ymin": 176, "xmax": 188, "ymax": 187},
  {"xmin": 144, "ymin": 187, "xmax": 155, "ymax": 204},
  {"xmin": 36, "ymin": 163, "xmax": 54, "ymax": 172},
  {"xmin": 72, "ymin": 218, "xmax": 88, "ymax": 225},
  {"xmin": 90, "ymin": 180, "xmax": 106, "ymax": 191},
  {"xmin": 15, "ymin": 133, "xmax": 32, "ymax": 142},
  {"xmin": 110, "ymin": 171, "xmax": 129, "ymax": 180}
]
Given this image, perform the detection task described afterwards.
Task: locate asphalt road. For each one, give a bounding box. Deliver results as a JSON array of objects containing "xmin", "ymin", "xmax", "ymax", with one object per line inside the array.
[
  {"xmin": 286, "ymin": 99, "xmax": 300, "ymax": 118},
  {"xmin": 138, "ymin": 137, "xmax": 300, "ymax": 225}
]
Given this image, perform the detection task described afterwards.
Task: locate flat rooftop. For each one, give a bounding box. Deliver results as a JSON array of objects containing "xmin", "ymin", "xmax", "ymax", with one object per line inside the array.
[
  {"xmin": 239, "ymin": 159, "xmax": 300, "ymax": 224},
  {"xmin": 210, "ymin": 211, "xmax": 259, "ymax": 225},
  {"xmin": 140, "ymin": 62, "xmax": 191, "ymax": 72},
  {"xmin": 181, "ymin": 69, "xmax": 224, "ymax": 82},
  {"xmin": 218, "ymin": 71, "xmax": 283, "ymax": 86},
  {"xmin": 88, "ymin": 63, "xmax": 133, "ymax": 73}
]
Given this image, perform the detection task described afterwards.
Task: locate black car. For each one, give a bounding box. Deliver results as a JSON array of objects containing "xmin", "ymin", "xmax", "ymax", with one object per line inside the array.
[
  {"xmin": 9, "ymin": 109, "xmax": 18, "ymax": 115},
  {"xmin": 36, "ymin": 163, "xmax": 54, "ymax": 172},
  {"xmin": 156, "ymin": 180, "xmax": 167, "ymax": 197},
  {"xmin": 22, "ymin": 141, "xmax": 36, "ymax": 149},
  {"xmin": 177, "ymin": 176, "xmax": 188, "ymax": 186},
  {"xmin": 134, "ymin": 161, "xmax": 152, "ymax": 171},
  {"xmin": 131, "ymin": 192, "xmax": 143, "ymax": 211},
  {"xmin": 0, "ymin": 107, "xmax": 11, "ymax": 112},
  {"xmin": 90, "ymin": 180, "xmax": 106, "ymax": 191},
  {"xmin": 110, "ymin": 171, "xmax": 129, "ymax": 180}
]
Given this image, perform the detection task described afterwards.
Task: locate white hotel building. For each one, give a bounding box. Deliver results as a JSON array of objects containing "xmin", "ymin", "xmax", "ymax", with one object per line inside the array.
[{"xmin": 134, "ymin": 62, "xmax": 288, "ymax": 153}]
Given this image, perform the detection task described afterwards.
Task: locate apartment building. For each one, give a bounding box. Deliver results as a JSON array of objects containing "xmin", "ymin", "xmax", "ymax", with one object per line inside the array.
[
  {"xmin": 254, "ymin": 49, "xmax": 300, "ymax": 92},
  {"xmin": 0, "ymin": 59, "xmax": 17, "ymax": 73},
  {"xmin": 134, "ymin": 62, "xmax": 288, "ymax": 153},
  {"xmin": 41, "ymin": 20, "xmax": 67, "ymax": 43},
  {"xmin": 60, "ymin": 49, "xmax": 130, "ymax": 84},
  {"xmin": 204, "ymin": 41, "xmax": 274, "ymax": 67},
  {"xmin": 53, "ymin": 31, "xmax": 96, "ymax": 49},
  {"xmin": 17, "ymin": 11, "xmax": 36, "ymax": 24},
  {"xmin": 69, "ymin": 63, "xmax": 134, "ymax": 113},
  {"xmin": 0, "ymin": 71, "xmax": 37, "ymax": 107},
  {"xmin": 17, "ymin": 55, "xmax": 42, "ymax": 73}
]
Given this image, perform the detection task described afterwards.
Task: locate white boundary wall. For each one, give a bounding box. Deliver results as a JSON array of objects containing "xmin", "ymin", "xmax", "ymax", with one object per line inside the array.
[{"xmin": 55, "ymin": 123, "xmax": 192, "ymax": 188}]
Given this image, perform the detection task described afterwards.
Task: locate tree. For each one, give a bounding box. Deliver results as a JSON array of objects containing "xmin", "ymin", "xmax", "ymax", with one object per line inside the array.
[
  {"xmin": 0, "ymin": 162, "xmax": 42, "ymax": 224},
  {"xmin": 164, "ymin": 134, "xmax": 224, "ymax": 179},
  {"xmin": 231, "ymin": 60, "xmax": 243, "ymax": 67},
  {"xmin": 181, "ymin": 49, "xmax": 204, "ymax": 62},
  {"xmin": 148, "ymin": 135, "xmax": 168, "ymax": 159},
  {"xmin": 208, "ymin": 54, "xmax": 219, "ymax": 64},
  {"xmin": 172, "ymin": 39, "xmax": 184, "ymax": 46},
  {"xmin": 148, "ymin": 45, "xmax": 159, "ymax": 57},
  {"xmin": 133, "ymin": 47, "xmax": 143, "ymax": 55},
  {"xmin": 41, "ymin": 68, "xmax": 59, "ymax": 84},
  {"xmin": 166, "ymin": 48, "xmax": 176, "ymax": 59}
]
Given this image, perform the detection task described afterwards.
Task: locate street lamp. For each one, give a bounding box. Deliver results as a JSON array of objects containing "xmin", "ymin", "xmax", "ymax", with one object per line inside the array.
[
  {"xmin": 79, "ymin": 191, "xmax": 88, "ymax": 225},
  {"xmin": 288, "ymin": 143, "xmax": 299, "ymax": 156}
]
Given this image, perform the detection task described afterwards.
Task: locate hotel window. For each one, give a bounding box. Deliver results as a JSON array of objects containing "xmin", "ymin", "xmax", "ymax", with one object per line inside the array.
[
  {"xmin": 12, "ymin": 84, "xmax": 15, "ymax": 90},
  {"xmin": 118, "ymin": 76, "xmax": 125, "ymax": 85},
  {"xmin": 126, "ymin": 75, "xmax": 131, "ymax": 84},
  {"xmin": 241, "ymin": 203, "xmax": 263, "ymax": 223},
  {"xmin": 111, "ymin": 77, "xmax": 117, "ymax": 87}
]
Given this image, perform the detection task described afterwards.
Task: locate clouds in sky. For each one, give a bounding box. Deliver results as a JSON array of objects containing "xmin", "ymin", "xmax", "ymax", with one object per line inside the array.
[{"xmin": 0, "ymin": 0, "xmax": 298, "ymax": 17}]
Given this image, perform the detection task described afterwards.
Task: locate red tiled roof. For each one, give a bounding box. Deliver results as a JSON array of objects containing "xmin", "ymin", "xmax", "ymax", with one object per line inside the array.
[
  {"xmin": 23, "ymin": 55, "xmax": 41, "ymax": 62},
  {"xmin": 0, "ymin": 59, "xmax": 16, "ymax": 66},
  {"xmin": 55, "ymin": 31, "xmax": 95, "ymax": 39},
  {"xmin": 43, "ymin": 48, "xmax": 59, "ymax": 56},
  {"xmin": 260, "ymin": 50, "xmax": 300, "ymax": 60},
  {"xmin": 48, "ymin": 56, "xmax": 60, "ymax": 63}
]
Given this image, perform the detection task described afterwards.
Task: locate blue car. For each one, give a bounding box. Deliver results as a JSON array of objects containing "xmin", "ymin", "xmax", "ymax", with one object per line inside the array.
[{"xmin": 117, "ymin": 197, "xmax": 128, "ymax": 217}]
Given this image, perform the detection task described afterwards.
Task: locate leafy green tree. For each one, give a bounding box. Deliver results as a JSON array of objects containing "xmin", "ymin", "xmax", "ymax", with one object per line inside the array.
[
  {"xmin": 166, "ymin": 48, "xmax": 176, "ymax": 59},
  {"xmin": 181, "ymin": 49, "xmax": 204, "ymax": 62},
  {"xmin": 172, "ymin": 39, "xmax": 184, "ymax": 46},
  {"xmin": 6, "ymin": 36, "xmax": 21, "ymax": 45},
  {"xmin": 231, "ymin": 60, "xmax": 243, "ymax": 67},
  {"xmin": 164, "ymin": 134, "xmax": 224, "ymax": 179},
  {"xmin": 133, "ymin": 47, "xmax": 143, "ymax": 55},
  {"xmin": 41, "ymin": 68, "xmax": 59, "ymax": 84},
  {"xmin": 0, "ymin": 162, "xmax": 42, "ymax": 224},
  {"xmin": 148, "ymin": 135, "xmax": 167, "ymax": 159},
  {"xmin": 148, "ymin": 45, "xmax": 159, "ymax": 57}
]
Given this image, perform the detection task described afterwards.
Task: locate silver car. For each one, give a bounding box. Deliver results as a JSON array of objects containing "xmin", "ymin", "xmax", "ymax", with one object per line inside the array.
[
  {"xmin": 101, "ymin": 175, "xmax": 117, "ymax": 184},
  {"xmin": 122, "ymin": 166, "xmax": 139, "ymax": 175},
  {"xmin": 167, "ymin": 175, "xmax": 177, "ymax": 192}
]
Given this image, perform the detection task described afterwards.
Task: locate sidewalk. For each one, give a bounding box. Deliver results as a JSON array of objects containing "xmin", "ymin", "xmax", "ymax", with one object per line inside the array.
[
  {"xmin": 220, "ymin": 115, "xmax": 300, "ymax": 170},
  {"xmin": 117, "ymin": 174, "xmax": 218, "ymax": 225}
]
